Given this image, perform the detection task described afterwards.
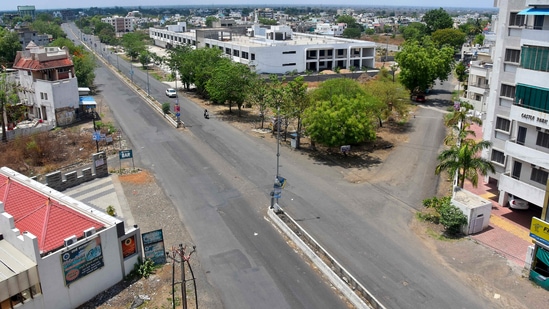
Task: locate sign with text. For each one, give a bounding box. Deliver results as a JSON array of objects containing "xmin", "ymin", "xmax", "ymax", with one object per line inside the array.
[
  {"xmin": 61, "ymin": 237, "xmax": 104, "ymax": 286},
  {"xmin": 119, "ymin": 149, "xmax": 133, "ymax": 160},
  {"xmin": 531, "ymin": 217, "xmax": 549, "ymax": 246},
  {"xmin": 142, "ymin": 229, "xmax": 166, "ymax": 264}
]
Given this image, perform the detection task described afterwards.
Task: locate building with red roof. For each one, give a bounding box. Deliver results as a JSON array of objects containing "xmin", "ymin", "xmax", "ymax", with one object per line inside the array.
[
  {"xmin": 12, "ymin": 46, "xmax": 80, "ymax": 127},
  {"xmin": 0, "ymin": 167, "xmax": 141, "ymax": 309}
]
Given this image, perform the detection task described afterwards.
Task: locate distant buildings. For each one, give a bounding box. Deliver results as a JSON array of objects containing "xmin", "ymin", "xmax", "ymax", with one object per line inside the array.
[
  {"xmin": 150, "ymin": 22, "xmax": 376, "ymax": 74},
  {"xmin": 101, "ymin": 15, "xmax": 139, "ymax": 37},
  {"xmin": 17, "ymin": 5, "xmax": 35, "ymax": 20}
]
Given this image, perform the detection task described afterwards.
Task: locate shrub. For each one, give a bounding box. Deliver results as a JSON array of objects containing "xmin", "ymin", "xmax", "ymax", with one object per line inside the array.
[
  {"xmin": 439, "ymin": 204, "xmax": 467, "ymax": 236},
  {"xmin": 162, "ymin": 102, "xmax": 171, "ymax": 115},
  {"xmin": 128, "ymin": 258, "xmax": 157, "ymax": 279}
]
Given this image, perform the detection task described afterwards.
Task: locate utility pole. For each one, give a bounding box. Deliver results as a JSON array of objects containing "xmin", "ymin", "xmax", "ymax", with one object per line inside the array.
[{"xmin": 166, "ymin": 244, "xmax": 197, "ymax": 309}]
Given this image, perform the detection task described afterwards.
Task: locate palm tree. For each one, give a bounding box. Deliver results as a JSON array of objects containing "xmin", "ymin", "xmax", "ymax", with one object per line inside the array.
[
  {"xmin": 435, "ymin": 139, "xmax": 495, "ymax": 188},
  {"xmin": 443, "ymin": 101, "xmax": 482, "ymax": 146}
]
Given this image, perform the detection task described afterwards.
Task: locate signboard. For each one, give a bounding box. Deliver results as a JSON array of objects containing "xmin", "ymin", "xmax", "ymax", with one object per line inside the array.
[
  {"xmin": 61, "ymin": 237, "xmax": 104, "ymax": 286},
  {"xmin": 92, "ymin": 131, "xmax": 101, "ymax": 141},
  {"xmin": 142, "ymin": 229, "xmax": 166, "ymax": 264},
  {"xmin": 531, "ymin": 217, "xmax": 549, "ymax": 247},
  {"xmin": 121, "ymin": 235, "xmax": 137, "ymax": 259},
  {"xmin": 119, "ymin": 149, "xmax": 133, "ymax": 160}
]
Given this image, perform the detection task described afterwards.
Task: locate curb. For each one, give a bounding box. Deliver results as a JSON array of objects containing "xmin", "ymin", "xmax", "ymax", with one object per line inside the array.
[{"xmin": 267, "ymin": 208, "xmax": 386, "ymax": 309}]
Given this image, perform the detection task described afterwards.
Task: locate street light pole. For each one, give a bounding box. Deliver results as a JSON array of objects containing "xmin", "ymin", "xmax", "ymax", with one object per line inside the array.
[
  {"xmin": 165, "ymin": 244, "xmax": 197, "ymax": 309},
  {"xmin": 146, "ymin": 68, "xmax": 150, "ymax": 96}
]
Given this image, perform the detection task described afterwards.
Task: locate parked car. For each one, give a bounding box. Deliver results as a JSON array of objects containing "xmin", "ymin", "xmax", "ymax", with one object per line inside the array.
[
  {"xmin": 411, "ymin": 94, "xmax": 426, "ymax": 102},
  {"xmin": 165, "ymin": 88, "xmax": 177, "ymax": 98},
  {"xmin": 508, "ymin": 194, "xmax": 529, "ymax": 210}
]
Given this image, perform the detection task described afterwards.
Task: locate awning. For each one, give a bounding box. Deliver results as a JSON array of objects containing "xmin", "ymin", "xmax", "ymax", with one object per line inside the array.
[
  {"xmin": 0, "ymin": 240, "xmax": 40, "ymax": 301},
  {"xmin": 79, "ymin": 96, "xmax": 97, "ymax": 108},
  {"xmin": 518, "ymin": 7, "xmax": 549, "ymax": 15}
]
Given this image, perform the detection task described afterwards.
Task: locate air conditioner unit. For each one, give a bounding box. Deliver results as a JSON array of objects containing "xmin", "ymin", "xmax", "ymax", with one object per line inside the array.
[
  {"xmin": 64, "ymin": 235, "xmax": 77, "ymax": 247},
  {"xmin": 83, "ymin": 227, "xmax": 96, "ymax": 238}
]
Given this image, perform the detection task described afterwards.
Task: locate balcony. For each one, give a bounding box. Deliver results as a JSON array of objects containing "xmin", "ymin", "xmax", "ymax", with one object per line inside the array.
[
  {"xmin": 522, "ymin": 28, "xmax": 549, "ymax": 44},
  {"xmin": 505, "ymin": 139, "xmax": 549, "ymax": 170},
  {"xmin": 499, "ymin": 173, "xmax": 545, "ymax": 207}
]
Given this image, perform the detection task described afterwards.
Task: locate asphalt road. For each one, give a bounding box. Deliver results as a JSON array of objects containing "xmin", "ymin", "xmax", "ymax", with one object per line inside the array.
[
  {"xmin": 64, "ymin": 24, "xmax": 349, "ymax": 309},
  {"xmin": 64, "ymin": 23, "xmax": 494, "ymax": 309}
]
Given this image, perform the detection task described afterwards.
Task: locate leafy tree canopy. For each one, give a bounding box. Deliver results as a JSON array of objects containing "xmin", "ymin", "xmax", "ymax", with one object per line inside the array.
[
  {"xmin": 343, "ymin": 27, "xmax": 362, "ymax": 39},
  {"xmin": 431, "ymin": 28, "xmax": 466, "ymax": 51},
  {"xmin": 0, "ymin": 28, "xmax": 22, "ymax": 67},
  {"xmin": 422, "ymin": 8, "xmax": 453, "ymax": 34},
  {"xmin": 401, "ymin": 22, "xmax": 427, "ymax": 42},
  {"xmin": 205, "ymin": 16, "xmax": 219, "ymax": 27},
  {"xmin": 205, "ymin": 61, "xmax": 254, "ymax": 115},
  {"xmin": 309, "ymin": 78, "xmax": 366, "ymax": 102},
  {"xmin": 303, "ymin": 94, "xmax": 377, "ymax": 147},
  {"xmin": 395, "ymin": 37, "xmax": 455, "ymax": 94}
]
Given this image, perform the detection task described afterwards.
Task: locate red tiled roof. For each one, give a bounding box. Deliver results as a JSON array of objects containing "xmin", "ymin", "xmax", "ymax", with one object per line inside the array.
[
  {"xmin": 0, "ymin": 174, "xmax": 104, "ymax": 254},
  {"xmin": 12, "ymin": 58, "xmax": 73, "ymax": 71}
]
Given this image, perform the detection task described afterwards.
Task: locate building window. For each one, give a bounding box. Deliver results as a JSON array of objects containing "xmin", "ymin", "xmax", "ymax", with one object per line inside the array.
[
  {"xmin": 509, "ymin": 12, "xmax": 525, "ymax": 27},
  {"xmin": 40, "ymin": 92, "xmax": 48, "ymax": 100},
  {"xmin": 282, "ymin": 63, "xmax": 296, "ymax": 66},
  {"xmin": 517, "ymin": 126, "xmax": 527, "ymax": 145},
  {"xmin": 504, "ymin": 49, "xmax": 520, "ymax": 63},
  {"xmin": 495, "ymin": 117, "xmax": 511, "ymax": 132},
  {"xmin": 500, "ymin": 84, "xmax": 516, "ymax": 99},
  {"xmin": 242, "ymin": 51, "xmax": 248, "ymax": 59},
  {"xmin": 251, "ymin": 53, "xmax": 255, "ymax": 61},
  {"xmin": 531, "ymin": 167, "xmax": 549, "ymax": 185},
  {"xmin": 521, "ymin": 45, "xmax": 549, "ymax": 72},
  {"xmin": 536, "ymin": 131, "xmax": 549, "ymax": 148},
  {"xmin": 512, "ymin": 161, "xmax": 522, "ymax": 179},
  {"xmin": 282, "ymin": 51, "xmax": 296, "ymax": 54},
  {"xmin": 491, "ymin": 149, "xmax": 505, "ymax": 164},
  {"xmin": 233, "ymin": 50, "xmax": 239, "ymax": 57}
]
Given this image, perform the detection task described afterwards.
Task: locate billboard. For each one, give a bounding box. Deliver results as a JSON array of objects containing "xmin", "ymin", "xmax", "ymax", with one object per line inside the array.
[
  {"xmin": 142, "ymin": 229, "xmax": 166, "ymax": 265},
  {"xmin": 61, "ymin": 237, "xmax": 104, "ymax": 286},
  {"xmin": 121, "ymin": 235, "xmax": 137, "ymax": 259}
]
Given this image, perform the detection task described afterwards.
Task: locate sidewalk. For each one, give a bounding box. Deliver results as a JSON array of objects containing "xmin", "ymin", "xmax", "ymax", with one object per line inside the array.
[{"xmin": 463, "ymin": 123, "xmax": 538, "ymax": 268}]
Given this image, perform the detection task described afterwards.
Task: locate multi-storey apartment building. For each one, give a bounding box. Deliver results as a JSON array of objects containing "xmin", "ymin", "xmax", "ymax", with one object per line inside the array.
[
  {"xmin": 150, "ymin": 23, "xmax": 376, "ymax": 74},
  {"xmin": 101, "ymin": 15, "xmax": 137, "ymax": 37},
  {"xmin": 482, "ymin": 0, "xmax": 549, "ymax": 211}
]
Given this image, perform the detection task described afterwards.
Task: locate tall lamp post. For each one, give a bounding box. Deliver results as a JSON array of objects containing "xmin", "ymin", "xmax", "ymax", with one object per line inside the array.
[
  {"xmin": 271, "ymin": 106, "xmax": 283, "ymax": 213},
  {"xmin": 146, "ymin": 68, "xmax": 150, "ymax": 96}
]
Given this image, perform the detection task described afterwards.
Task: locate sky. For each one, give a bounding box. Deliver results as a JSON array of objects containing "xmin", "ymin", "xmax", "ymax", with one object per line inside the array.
[{"xmin": 1, "ymin": 0, "xmax": 495, "ymax": 12}]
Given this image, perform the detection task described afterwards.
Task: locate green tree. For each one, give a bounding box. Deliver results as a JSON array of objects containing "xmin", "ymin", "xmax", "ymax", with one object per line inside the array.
[
  {"xmin": 206, "ymin": 61, "xmax": 253, "ymax": 116},
  {"xmin": 0, "ymin": 28, "xmax": 22, "ymax": 67},
  {"xmin": 205, "ymin": 16, "xmax": 219, "ymax": 27},
  {"xmin": 342, "ymin": 27, "xmax": 362, "ymax": 39},
  {"xmin": 336, "ymin": 15, "xmax": 357, "ymax": 27},
  {"xmin": 435, "ymin": 139, "xmax": 495, "ymax": 188},
  {"xmin": 454, "ymin": 62, "xmax": 468, "ymax": 99},
  {"xmin": 168, "ymin": 45, "xmax": 194, "ymax": 90},
  {"xmin": 187, "ymin": 47, "xmax": 225, "ymax": 96},
  {"xmin": 395, "ymin": 37, "xmax": 454, "ymax": 94},
  {"xmin": 0, "ymin": 73, "xmax": 20, "ymax": 142},
  {"xmin": 443, "ymin": 101, "xmax": 481, "ymax": 147},
  {"xmin": 303, "ymin": 94, "xmax": 377, "ymax": 147},
  {"xmin": 431, "ymin": 28, "xmax": 467, "ymax": 51},
  {"xmin": 422, "ymin": 8, "xmax": 453, "ymax": 35},
  {"xmin": 473, "ymin": 34, "xmax": 485, "ymax": 46},
  {"xmin": 31, "ymin": 19, "xmax": 66, "ymax": 39},
  {"xmin": 365, "ymin": 74, "xmax": 410, "ymax": 126},
  {"xmin": 246, "ymin": 77, "xmax": 270, "ymax": 129},
  {"xmin": 138, "ymin": 50, "xmax": 151, "ymax": 69},
  {"xmin": 309, "ymin": 78, "xmax": 366, "ymax": 102},
  {"xmin": 401, "ymin": 22, "xmax": 427, "ymax": 42},
  {"xmin": 121, "ymin": 32, "xmax": 147, "ymax": 61},
  {"xmin": 259, "ymin": 18, "xmax": 278, "ymax": 25},
  {"xmin": 285, "ymin": 76, "xmax": 310, "ymax": 148}
]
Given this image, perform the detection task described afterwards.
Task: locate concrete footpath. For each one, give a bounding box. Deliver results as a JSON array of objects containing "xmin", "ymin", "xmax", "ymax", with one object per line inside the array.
[{"xmin": 64, "ymin": 174, "xmax": 135, "ymax": 229}]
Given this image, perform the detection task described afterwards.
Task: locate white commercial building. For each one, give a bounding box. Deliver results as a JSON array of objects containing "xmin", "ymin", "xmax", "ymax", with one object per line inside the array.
[
  {"xmin": 149, "ymin": 23, "xmax": 376, "ymax": 74},
  {"xmin": 482, "ymin": 0, "xmax": 549, "ymax": 210},
  {"xmin": 101, "ymin": 16, "xmax": 138, "ymax": 36},
  {"xmin": 0, "ymin": 167, "xmax": 142, "ymax": 309}
]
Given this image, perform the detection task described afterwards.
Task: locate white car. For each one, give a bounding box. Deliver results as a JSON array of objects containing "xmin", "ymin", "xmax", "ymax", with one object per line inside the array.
[
  {"xmin": 508, "ymin": 195, "xmax": 529, "ymax": 210},
  {"xmin": 165, "ymin": 88, "xmax": 177, "ymax": 98}
]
